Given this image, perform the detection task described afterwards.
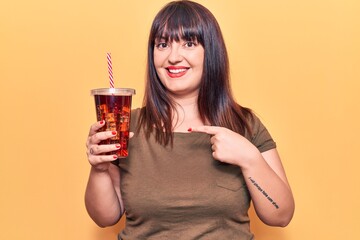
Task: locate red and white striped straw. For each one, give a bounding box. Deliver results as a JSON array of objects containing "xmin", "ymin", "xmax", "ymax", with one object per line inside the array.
[{"xmin": 107, "ymin": 52, "xmax": 114, "ymax": 88}]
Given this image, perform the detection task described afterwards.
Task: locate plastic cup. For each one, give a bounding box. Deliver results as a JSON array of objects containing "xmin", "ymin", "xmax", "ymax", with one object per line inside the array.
[{"xmin": 91, "ymin": 88, "xmax": 136, "ymax": 158}]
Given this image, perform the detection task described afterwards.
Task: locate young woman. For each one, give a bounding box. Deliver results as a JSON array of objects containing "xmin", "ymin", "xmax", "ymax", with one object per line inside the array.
[{"xmin": 85, "ymin": 1, "xmax": 295, "ymax": 239}]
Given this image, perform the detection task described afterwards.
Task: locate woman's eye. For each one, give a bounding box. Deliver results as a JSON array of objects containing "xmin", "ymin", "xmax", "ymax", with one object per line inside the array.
[
  {"xmin": 184, "ymin": 41, "xmax": 197, "ymax": 47},
  {"xmin": 156, "ymin": 42, "xmax": 168, "ymax": 49}
]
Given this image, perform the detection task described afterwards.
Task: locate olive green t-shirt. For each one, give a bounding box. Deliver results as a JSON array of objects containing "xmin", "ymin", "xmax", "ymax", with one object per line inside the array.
[{"xmin": 117, "ymin": 108, "xmax": 276, "ymax": 240}]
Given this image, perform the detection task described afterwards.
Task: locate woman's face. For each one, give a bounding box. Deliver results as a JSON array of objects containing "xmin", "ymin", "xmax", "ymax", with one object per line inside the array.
[{"xmin": 153, "ymin": 37, "xmax": 204, "ymax": 98}]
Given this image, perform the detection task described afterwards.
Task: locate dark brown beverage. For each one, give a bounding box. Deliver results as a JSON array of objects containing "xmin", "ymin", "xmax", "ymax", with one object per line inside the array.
[{"xmin": 91, "ymin": 88, "xmax": 135, "ymax": 158}]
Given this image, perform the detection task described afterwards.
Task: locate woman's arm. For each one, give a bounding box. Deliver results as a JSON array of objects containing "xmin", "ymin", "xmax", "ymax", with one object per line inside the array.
[
  {"xmin": 241, "ymin": 148, "xmax": 294, "ymax": 227},
  {"xmin": 85, "ymin": 164, "xmax": 124, "ymax": 227},
  {"xmin": 84, "ymin": 121, "xmax": 125, "ymax": 227},
  {"xmin": 190, "ymin": 126, "xmax": 295, "ymax": 226}
]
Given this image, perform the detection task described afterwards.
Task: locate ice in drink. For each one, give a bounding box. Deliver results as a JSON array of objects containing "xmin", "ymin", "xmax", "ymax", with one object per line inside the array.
[{"xmin": 91, "ymin": 88, "xmax": 135, "ymax": 158}]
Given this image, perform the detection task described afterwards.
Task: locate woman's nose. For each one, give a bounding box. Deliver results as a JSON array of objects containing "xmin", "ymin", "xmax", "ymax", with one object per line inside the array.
[{"xmin": 168, "ymin": 44, "xmax": 183, "ymax": 64}]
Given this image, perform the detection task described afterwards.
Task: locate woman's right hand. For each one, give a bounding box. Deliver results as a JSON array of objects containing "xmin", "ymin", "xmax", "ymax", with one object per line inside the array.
[{"xmin": 86, "ymin": 120, "xmax": 120, "ymax": 172}]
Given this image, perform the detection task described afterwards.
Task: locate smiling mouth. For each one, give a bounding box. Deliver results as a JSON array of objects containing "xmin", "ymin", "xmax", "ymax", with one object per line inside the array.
[
  {"xmin": 165, "ymin": 67, "xmax": 189, "ymax": 78},
  {"xmin": 167, "ymin": 68, "xmax": 187, "ymax": 74}
]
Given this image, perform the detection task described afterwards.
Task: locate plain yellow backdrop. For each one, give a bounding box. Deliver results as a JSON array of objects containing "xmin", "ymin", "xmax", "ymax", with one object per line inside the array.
[{"xmin": 1, "ymin": 0, "xmax": 359, "ymax": 239}]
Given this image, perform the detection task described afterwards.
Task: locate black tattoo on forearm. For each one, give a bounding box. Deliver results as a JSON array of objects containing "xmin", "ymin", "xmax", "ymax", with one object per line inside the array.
[{"xmin": 248, "ymin": 177, "xmax": 279, "ymax": 209}]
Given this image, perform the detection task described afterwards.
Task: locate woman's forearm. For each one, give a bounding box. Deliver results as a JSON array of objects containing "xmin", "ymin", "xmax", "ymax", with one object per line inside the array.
[
  {"xmin": 242, "ymin": 153, "xmax": 295, "ymax": 227},
  {"xmin": 85, "ymin": 166, "xmax": 123, "ymax": 227}
]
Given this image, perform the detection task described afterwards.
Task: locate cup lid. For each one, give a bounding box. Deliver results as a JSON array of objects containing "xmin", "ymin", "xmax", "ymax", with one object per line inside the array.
[{"xmin": 91, "ymin": 88, "xmax": 136, "ymax": 96}]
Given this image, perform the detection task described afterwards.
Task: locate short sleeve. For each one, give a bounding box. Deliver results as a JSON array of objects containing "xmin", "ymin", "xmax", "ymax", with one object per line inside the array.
[{"xmin": 247, "ymin": 114, "xmax": 276, "ymax": 153}]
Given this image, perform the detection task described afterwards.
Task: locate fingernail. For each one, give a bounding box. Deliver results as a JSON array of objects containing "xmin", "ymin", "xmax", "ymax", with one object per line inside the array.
[
  {"xmin": 112, "ymin": 131, "xmax": 117, "ymax": 135},
  {"xmin": 113, "ymin": 155, "xmax": 118, "ymax": 159},
  {"xmin": 116, "ymin": 144, "xmax": 121, "ymax": 148},
  {"xmin": 100, "ymin": 120, "xmax": 104, "ymax": 124},
  {"xmin": 187, "ymin": 128, "xmax": 192, "ymax": 132}
]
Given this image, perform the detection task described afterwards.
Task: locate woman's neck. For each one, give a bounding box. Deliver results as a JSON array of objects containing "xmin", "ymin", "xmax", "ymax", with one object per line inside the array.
[{"xmin": 171, "ymin": 94, "xmax": 204, "ymax": 132}]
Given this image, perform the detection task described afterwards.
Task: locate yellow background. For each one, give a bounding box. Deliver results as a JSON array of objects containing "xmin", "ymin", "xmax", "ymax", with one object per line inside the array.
[{"xmin": 1, "ymin": 0, "xmax": 359, "ymax": 239}]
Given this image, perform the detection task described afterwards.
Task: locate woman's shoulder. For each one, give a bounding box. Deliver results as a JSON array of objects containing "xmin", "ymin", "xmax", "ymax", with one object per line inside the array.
[
  {"xmin": 245, "ymin": 110, "xmax": 277, "ymax": 152},
  {"xmin": 130, "ymin": 107, "xmax": 144, "ymax": 130},
  {"xmin": 131, "ymin": 107, "xmax": 142, "ymax": 117}
]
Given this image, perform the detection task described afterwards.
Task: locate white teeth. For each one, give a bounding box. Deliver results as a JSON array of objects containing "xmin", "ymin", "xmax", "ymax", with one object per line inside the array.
[{"xmin": 168, "ymin": 68, "xmax": 187, "ymax": 74}]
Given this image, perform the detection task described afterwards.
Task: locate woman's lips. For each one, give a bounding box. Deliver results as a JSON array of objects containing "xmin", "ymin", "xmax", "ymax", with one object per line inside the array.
[{"xmin": 166, "ymin": 66, "xmax": 189, "ymax": 78}]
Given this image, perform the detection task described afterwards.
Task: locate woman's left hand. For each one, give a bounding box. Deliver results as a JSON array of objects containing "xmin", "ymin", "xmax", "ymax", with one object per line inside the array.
[{"xmin": 190, "ymin": 126, "xmax": 261, "ymax": 168}]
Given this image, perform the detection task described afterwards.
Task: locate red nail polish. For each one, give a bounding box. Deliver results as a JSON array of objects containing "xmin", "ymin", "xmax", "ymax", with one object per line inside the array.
[
  {"xmin": 113, "ymin": 155, "xmax": 118, "ymax": 159},
  {"xmin": 116, "ymin": 144, "xmax": 121, "ymax": 148},
  {"xmin": 112, "ymin": 131, "xmax": 117, "ymax": 135},
  {"xmin": 100, "ymin": 120, "xmax": 104, "ymax": 124},
  {"xmin": 187, "ymin": 128, "xmax": 192, "ymax": 132}
]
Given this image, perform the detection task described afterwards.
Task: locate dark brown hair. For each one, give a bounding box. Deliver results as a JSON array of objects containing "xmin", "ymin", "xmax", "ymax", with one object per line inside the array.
[{"xmin": 139, "ymin": 0, "xmax": 253, "ymax": 145}]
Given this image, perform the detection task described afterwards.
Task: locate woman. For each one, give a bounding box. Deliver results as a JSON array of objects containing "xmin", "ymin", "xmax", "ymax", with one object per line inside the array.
[{"xmin": 85, "ymin": 1, "xmax": 295, "ymax": 239}]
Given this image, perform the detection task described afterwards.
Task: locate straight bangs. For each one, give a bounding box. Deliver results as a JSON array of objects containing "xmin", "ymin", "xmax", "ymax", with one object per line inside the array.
[{"xmin": 152, "ymin": 5, "xmax": 204, "ymax": 45}]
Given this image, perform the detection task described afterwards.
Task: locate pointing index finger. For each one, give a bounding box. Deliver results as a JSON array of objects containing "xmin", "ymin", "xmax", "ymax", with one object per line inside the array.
[{"xmin": 189, "ymin": 126, "xmax": 221, "ymax": 135}]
